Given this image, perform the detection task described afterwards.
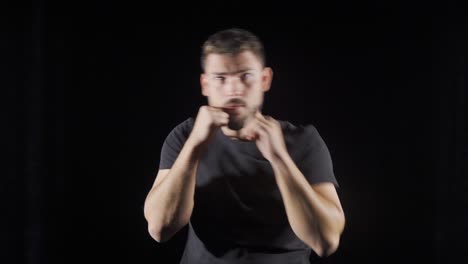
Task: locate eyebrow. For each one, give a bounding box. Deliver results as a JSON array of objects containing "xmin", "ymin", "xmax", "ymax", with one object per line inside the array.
[{"xmin": 211, "ymin": 69, "xmax": 254, "ymax": 76}]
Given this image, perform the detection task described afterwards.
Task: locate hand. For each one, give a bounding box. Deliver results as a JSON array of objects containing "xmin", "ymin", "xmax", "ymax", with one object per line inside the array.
[
  {"xmin": 240, "ymin": 111, "xmax": 289, "ymax": 162},
  {"xmin": 187, "ymin": 105, "xmax": 229, "ymax": 149}
]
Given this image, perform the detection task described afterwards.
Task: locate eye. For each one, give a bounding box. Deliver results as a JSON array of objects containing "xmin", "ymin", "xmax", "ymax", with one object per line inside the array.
[
  {"xmin": 214, "ymin": 76, "xmax": 225, "ymax": 82},
  {"xmin": 241, "ymin": 73, "xmax": 253, "ymax": 81}
]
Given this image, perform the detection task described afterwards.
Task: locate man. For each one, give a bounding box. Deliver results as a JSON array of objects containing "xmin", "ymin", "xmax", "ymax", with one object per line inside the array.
[{"xmin": 143, "ymin": 28, "xmax": 345, "ymax": 264}]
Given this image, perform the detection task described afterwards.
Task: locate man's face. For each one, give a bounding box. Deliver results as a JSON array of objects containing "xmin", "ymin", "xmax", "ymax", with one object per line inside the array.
[{"xmin": 201, "ymin": 51, "xmax": 273, "ymax": 130}]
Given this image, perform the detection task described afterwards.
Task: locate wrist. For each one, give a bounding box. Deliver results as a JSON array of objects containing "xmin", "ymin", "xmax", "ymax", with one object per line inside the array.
[{"xmin": 269, "ymin": 151, "xmax": 292, "ymax": 169}]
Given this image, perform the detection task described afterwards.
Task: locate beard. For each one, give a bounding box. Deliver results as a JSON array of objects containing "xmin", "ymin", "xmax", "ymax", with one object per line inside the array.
[
  {"xmin": 227, "ymin": 104, "xmax": 260, "ymax": 131},
  {"xmin": 227, "ymin": 116, "xmax": 245, "ymax": 131}
]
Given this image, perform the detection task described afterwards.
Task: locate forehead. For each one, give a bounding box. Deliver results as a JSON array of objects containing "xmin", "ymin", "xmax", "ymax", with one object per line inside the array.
[{"xmin": 204, "ymin": 51, "xmax": 263, "ymax": 74}]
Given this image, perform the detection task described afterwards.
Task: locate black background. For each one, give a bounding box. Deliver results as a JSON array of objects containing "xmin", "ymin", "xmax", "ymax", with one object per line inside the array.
[{"xmin": 3, "ymin": 1, "xmax": 467, "ymax": 264}]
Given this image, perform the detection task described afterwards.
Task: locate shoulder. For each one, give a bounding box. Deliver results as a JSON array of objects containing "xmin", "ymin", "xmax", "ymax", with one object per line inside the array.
[
  {"xmin": 278, "ymin": 119, "xmax": 327, "ymax": 151},
  {"xmin": 159, "ymin": 117, "xmax": 195, "ymax": 169},
  {"xmin": 174, "ymin": 117, "xmax": 195, "ymax": 133},
  {"xmin": 165, "ymin": 117, "xmax": 195, "ymax": 141},
  {"xmin": 278, "ymin": 120, "xmax": 320, "ymax": 140}
]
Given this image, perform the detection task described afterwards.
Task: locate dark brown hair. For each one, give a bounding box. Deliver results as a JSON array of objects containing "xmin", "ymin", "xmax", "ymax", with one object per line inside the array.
[{"xmin": 201, "ymin": 28, "xmax": 265, "ymax": 71}]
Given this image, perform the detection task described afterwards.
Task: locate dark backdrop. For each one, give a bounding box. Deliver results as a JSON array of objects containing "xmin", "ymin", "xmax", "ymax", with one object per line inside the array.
[{"xmin": 3, "ymin": 1, "xmax": 467, "ymax": 264}]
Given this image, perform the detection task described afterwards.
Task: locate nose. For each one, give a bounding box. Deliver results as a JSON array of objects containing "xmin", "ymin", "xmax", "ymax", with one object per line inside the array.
[{"xmin": 225, "ymin": 77, "xmax": 245, "ymax": 96}]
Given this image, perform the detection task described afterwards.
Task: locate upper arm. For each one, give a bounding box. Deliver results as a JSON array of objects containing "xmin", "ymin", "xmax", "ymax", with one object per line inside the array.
[
  {"xmin": 155, "ymin": 119, "xmax": 194, "ymax": 187},
  {"xmin": 159, "ymin": 118, "xmax": 194, "ymax": 170},
  {"xmin": 296, "ymin": 125, "xmax": 339, "ymax": 187},
  {"xmin": 153, "ymin": 119, "xmax": 192, "ymax": 189}
]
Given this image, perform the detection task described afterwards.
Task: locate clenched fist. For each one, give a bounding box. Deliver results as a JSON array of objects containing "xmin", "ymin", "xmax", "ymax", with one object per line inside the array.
[{"xmin": 187, "ymin": 105, "xmax": 229, "ymax": 149}]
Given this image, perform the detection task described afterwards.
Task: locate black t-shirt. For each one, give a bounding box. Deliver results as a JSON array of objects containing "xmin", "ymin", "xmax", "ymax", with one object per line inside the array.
[{"xmin": 159, "ymin": 117, "xmax": 339, "ymax": 264}]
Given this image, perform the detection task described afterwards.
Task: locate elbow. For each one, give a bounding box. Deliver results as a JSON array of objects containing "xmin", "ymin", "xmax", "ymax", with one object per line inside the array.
[
  {"xmin": 148, "ymin": 224, "xmax": 173, "ymax": 243},
  {"xmin": 147, "ymin": 217, "xmax": 190, "ymax": 243},
  {"xmin": 309, "ymin": 222, "xmax": 344, "ymax": 258},
  {"xmin": 148, "ymin": 225, "xmax": 164, "ymax": 243},
  {"xmin": 316, "ymin": 235, "xmax": 340, "ymax": 257},
  {"xmin": 144, "ymin": 200, "xmax": 193, "ymax": 243},
  {"xmin": 316, "ymin": 222, "xmax": 345, "ymax": 257},
  {"xmin": 144, "ymin": 212, "xmax": 169, "ymax": 242},
  {"xmin": 302, "ymin": 232, "xmax": 341, "ymax": 257},
  {"xmin": 316, "ymin": 212, "xmax": 345, "ymax": 257}
]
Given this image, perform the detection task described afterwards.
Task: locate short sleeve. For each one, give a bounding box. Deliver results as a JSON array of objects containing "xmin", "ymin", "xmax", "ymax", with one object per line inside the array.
[
  {"xmin": 296, "ymin": 125, "xmax": 339, "ymax": 187},
  {"xmin": 159, "ymin": 118, "xmax": 194, "ymax": 170}
]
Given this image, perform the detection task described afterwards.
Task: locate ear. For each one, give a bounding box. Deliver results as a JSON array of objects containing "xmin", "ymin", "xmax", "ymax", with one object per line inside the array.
[
  {"xmin": 261, "ymin": 67, "xmax": 273, "ymax": 92},
  {"xmin": 200, "ymin": 73, "xmax": 209, "ymax": 96}
]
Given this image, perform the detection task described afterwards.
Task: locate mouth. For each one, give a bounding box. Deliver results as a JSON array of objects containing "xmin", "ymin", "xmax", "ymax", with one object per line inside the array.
[
  {"xmin": 224, "ymin": 104, "xmax": 245, "ymax": 109},
  {"xmin": 223, "ymin": 105, "xmax": 245, "ymax": 115}
]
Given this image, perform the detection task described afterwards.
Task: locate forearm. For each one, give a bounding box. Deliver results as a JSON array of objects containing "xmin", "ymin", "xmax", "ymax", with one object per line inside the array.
[
  {"xmin": 271, "ymin": 154, "xmax": 345, "ymax": 256},
  {"xmin": 144, "ymin": 138, "xmax": 201, "ymax": 241}
]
